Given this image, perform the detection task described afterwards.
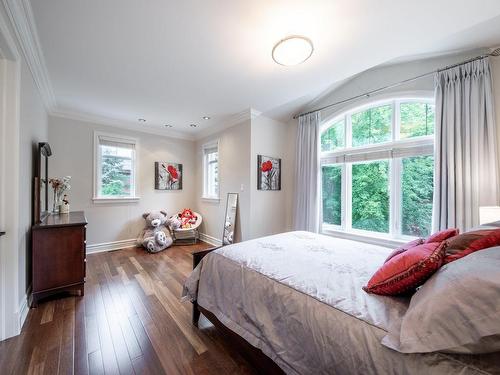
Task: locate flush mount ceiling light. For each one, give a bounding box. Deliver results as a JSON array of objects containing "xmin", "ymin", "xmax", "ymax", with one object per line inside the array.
[
  {"xmin": 190, "ymin": 124, "xmax": 197, "ymax": 128},
  {"xmin": 272, "ymin": 36, "xmax": 314, "ymax": 66},
  {"xmin": 164, "ymin": 124, "xmax": 173, "ymax": 128},
  {"xmin": 202, "ymin": 116, "xmax": 210, "ymax": 120},
  {"xmin": 138, "ymin": 118, "xmax": 146, "ymax": 123}
]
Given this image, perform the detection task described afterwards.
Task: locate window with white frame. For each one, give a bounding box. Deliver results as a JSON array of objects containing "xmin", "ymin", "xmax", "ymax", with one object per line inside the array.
[
  {"xmin": 94, "ymin": 132, "xmax": 138, "ymax": 201},
  {"xmin": 202, "ymin": 142, "xmax": 219, "ymax": 199},
  {"xmin": 321, "ymin": 98, "xmax": 435, "ymax": 240}
]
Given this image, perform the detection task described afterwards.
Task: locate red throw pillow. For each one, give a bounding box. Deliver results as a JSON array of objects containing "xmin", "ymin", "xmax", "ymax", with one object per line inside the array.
[
  {"xmin": 444, "ymin": 229, "xmax": 500, "ymax": 264},
  {"xmin": 425, "ymin": 228, "xmax": 459, "ymax": 244},
  {"xmin": 363, "ymin": 242, "xmax": 446, "ymax": 296},
  {"xmin": 384, "ymin": 238, "xmax": 424, "ymax": 263}
]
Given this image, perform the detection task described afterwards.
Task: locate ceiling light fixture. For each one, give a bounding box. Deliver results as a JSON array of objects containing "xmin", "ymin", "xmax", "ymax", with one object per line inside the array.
[
  {"xmin": 138, "ymin": 118, "xmax": 146, "ymax": 122},
  {"xmin": 190, "ymin": 124, "xmax": 197, "ymax": 128},
  {"xmin": 202, "ymin": 116, "xmax": 210, "ymax": 120},
  {"xmin": 164, "ymin": 124, "xmax": 173, "ymax": 128},
  {"xmin": 272, "ymin": 36, "xmax": 314, "ymax": 66}
]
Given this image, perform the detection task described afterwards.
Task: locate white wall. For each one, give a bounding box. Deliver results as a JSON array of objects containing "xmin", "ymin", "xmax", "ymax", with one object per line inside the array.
[
  {"xmin": 195, "ymin": 119, "xmax": 251, "ymax": 242},
  {"xmin": 250, "ymin": 115, "xmax": 293, "ymax": 238},
  {"xmin": 48, "ymin": 116, "xmax": 196, "ymax": 248},
  {"xmin": 18, "ymin": 61, "xmax": 48, "ymax": 310}
]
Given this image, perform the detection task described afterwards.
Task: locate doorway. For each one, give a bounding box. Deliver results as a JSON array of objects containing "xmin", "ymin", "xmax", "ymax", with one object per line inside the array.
[{"xmin": 0, "ymin": 18, "xmax": 21, "ymax": 341}]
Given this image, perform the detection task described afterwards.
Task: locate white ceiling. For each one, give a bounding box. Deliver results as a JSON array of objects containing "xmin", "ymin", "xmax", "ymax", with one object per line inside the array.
[{"xmin": 28, "ymin": 0, "xmax": 500, "ymax": 138}]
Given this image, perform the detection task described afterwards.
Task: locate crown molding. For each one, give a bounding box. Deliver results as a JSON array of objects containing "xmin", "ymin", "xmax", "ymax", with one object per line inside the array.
[
  {"xmin": 50, "ymin": 108, "xmax": 197, "ymax": 141},
  {"xmin": 194, "ymin": 108, "xmax": 262, "ymax": 140},
  {"xmin": 2, "ymin": 0, "xmax": 57, "ymax": 110}
]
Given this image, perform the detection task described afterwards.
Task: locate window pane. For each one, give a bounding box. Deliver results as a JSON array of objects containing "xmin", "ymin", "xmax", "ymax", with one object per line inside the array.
[
  {"xmin": 205, "ymin": 150, "xmax": 219, "ymax": 197},
  {"xmin": 321, "ymin": 120, "xmax": 345, "ymax": 152},
  {"xmin": 401, "ymin": 155, "xmax": 434, "ymax": 237},
  {"xmin": 351, "ymin": 105, "xmax": 391, "ymax": 147},
  {"xmin": 400, "ymin": 102, "xmax": 435, "ymax": 139},
  {"xmin": 352, "ymin": 161, "xmax": 389, "ymax": 233},
  {"xmin": 100, "ymin": 145, "xmax": 133, "ymax": 196},
  {"xmin": 322, "ymin": 165, "xmax": 342, "ymax": 225}
]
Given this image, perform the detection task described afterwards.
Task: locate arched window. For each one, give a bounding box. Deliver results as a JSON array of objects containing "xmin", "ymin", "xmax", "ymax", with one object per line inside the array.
[{"xmin": 320, "ymin": 98, "xmax": 434, "ymax": 242}]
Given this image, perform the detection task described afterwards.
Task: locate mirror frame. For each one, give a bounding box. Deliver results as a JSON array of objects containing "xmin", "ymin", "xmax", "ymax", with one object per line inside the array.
[
  {"xmin": 34, "ymin": 142, "xmax": 52, "ymax": 223},
  {"xmin": 222, "ymin": 193, "xmax": 238, "ymax": 246}
]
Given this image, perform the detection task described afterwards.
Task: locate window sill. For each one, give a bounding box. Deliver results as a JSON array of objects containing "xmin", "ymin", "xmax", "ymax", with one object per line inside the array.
[
  {"xmin": 322, "ymin": 227, "xmax": 411, "ymax": 248},
  {"xmin": 200, "ymin": 196, "xmax": 220, "ymax": 203},
  {"xmin": 93, "ymin": 196, "xmax": 140, "ymax": 204}
]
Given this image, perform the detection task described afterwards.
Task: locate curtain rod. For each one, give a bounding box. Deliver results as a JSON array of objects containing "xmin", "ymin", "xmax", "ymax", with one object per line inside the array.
[{"xmin": 292, "ymin": 53, "xmax": 497, "ymax": 120}]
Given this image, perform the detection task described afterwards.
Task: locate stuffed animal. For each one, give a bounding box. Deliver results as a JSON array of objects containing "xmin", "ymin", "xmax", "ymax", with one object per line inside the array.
[
  {"xmin": 178, "ymin": 208, "xmax": 198, "ymax": 229},
  {"xmin": 137, "ymin": 211, "xmax": 173, "ymax": 253},
  {"xmin": 168, "ymin": 215, "xmax": 182, "ymax": 230}
]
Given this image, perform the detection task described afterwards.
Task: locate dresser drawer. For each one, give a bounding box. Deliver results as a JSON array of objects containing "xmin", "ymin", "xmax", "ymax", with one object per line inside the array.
[{"xmin": 32, "ymin": 225, "xmax": 86, "ymax": 292}]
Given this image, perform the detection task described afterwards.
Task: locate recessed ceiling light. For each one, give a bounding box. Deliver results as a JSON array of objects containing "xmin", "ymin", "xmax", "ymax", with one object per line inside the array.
[
  {"xmin": 138, "ymin": 118, "xmax": 146, "ymax": 122},
  {"xmin": 190, "ymin": 124, "xmax": 197, "ymax": 128},
  {"xmin": 202, "ymin": 116, "xmax": 210, "ymax": 120},
  {"xmin": 164, "ymin": 124, "xmax": 173, "ymax": 128},
  {"xmin": 272, "ymin": 36, "xmax": 314, "ymax": 66}
]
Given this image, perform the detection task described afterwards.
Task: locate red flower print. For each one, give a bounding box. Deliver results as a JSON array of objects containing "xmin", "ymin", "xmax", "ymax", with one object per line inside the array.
[
  {"xmin": 167, "ymin": 165, "xmax": 178, "ymax": 179},
  {"xmin": 261, "ymin": 160, "xmax": 273, "ymax": 172}
]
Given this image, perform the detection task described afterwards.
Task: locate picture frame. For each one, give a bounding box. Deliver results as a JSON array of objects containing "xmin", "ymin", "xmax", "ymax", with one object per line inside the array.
[
  {"xmin": 155, "ymin": 162, "xmax": 183, "ymax": 190},
  {"xmin": 257, "ymin": 155, "xmax": 281, "ymax": 191}
]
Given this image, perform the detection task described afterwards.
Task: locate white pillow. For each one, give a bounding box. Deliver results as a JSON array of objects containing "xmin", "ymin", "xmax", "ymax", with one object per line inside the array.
[{"xmin": 382, "ymin": 246, "xmax": 500, "ymax": 354}]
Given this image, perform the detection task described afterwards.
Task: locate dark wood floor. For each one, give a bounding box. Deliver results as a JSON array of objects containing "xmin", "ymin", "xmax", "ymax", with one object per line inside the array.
[{"xmin": 0, "ymin": 243, "xmax": 258, "ymax": 375}]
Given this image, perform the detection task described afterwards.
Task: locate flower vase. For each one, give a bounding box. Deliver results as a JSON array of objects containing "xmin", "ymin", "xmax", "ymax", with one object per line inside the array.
[{"xmin": 52, "ymin": 191, "xmax": 60, "ymax": 214}]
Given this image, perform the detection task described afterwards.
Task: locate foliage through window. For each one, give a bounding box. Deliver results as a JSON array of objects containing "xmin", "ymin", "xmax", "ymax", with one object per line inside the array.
[
  {"xmin": 95, "ymin": 133, "xmax": 137, "ymax": 200},
  {"xmin": 321, "ymin": 98, "xmax": 434, "ymax": 240},
  {"xmin": 203, "ymin": 142, "xmax": 219, "ymax": 199}
]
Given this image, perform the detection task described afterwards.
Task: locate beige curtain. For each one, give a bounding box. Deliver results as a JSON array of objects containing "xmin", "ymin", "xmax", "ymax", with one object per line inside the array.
[{"xmin": 433, "ymin": 57, "xmax": 499, "ymax": 232}]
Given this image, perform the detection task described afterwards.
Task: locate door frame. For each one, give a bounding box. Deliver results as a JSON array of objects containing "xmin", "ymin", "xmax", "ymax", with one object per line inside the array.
[{"xmin": 0, "ymin": 9, "xmax": 22, "ymax": 341}]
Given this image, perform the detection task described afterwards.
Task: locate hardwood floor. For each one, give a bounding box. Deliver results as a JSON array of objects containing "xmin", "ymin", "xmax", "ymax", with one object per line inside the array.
[{"xmin": 0, "ymin": 243, "xmax": 259, "ymax": 375}]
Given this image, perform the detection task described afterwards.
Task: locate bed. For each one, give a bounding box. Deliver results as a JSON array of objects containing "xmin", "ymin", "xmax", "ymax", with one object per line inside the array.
[{"xmin": 182, "ymin": 231, "xmax": 500, "ymax": 375}]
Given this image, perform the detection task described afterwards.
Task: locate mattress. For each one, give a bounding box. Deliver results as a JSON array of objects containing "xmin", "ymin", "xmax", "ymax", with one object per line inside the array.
[{"xmin": 182, "ymin": 231, "xmax": 500, "ymax": 375}]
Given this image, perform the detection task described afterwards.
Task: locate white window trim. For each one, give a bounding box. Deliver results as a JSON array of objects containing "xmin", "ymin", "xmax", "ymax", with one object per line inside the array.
[
  {"xmin": 93, "ymin": 131, "xmax": 140, "ymax": 203},
  {"xmin": 320, "ymin": 97, "xmax": 434, "ymax": 243},
  {"xmin": 201, "ymin": 140, "xmax": 220, "ymax": 201}
]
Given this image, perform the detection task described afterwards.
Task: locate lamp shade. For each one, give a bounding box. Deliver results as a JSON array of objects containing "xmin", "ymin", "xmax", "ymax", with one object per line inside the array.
[{"xmin": 479, "ymin": 206, "xmax": 500, "ymax": 225}]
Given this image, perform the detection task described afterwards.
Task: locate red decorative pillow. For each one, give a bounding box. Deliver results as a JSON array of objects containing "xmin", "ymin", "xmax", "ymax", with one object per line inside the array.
[
  {"xmin": 444, "ymin": 229, "xmax": 500, "ymax": 264},
  {"xmin": 425, "ymin": 228, "xmax": 459, "ymax": 244},
  {"xmin": 363, "ymin": 242, "xmax": 446, "ymax": 296},
  {"xmin": 384, "ymin": 238, "xmax": 424, "ymax": 263}
]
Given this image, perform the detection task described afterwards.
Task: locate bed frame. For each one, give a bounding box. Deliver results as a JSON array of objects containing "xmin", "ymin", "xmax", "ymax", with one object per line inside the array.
[{"xmin": 191, "ymin": 248, "xmax": 284, "ymax": 375}]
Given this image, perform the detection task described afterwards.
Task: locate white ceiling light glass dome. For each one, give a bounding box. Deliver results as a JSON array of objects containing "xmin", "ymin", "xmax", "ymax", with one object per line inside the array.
[{"xmin": 272, "ymin": 36, "xmax": 314, "ymax": 66}]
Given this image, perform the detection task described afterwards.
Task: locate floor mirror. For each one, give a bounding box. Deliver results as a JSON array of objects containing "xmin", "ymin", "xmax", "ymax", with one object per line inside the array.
[{"xmin": 222, "ymin": 193, "xmax": 238, "ymax": 245}]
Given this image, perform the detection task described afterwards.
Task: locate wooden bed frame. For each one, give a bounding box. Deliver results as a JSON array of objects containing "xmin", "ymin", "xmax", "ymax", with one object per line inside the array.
[{"xmin": 191, "ymin": 248, "xmax": 284, "ymax": 375}]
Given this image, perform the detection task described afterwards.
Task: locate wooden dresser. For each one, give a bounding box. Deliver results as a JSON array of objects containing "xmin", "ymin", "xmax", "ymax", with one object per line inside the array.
[{"xmin": 31, "ymin": 211, "xmax": 87, "ymax": 307}]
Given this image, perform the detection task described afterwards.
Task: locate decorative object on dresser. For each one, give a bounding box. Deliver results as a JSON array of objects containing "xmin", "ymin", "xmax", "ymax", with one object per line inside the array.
[
  {"xmin": 257, "ymin": 155, "xmax": 281, "ymax": 190},
  {"xmin": 31, "ymin": 211, "xmax": 87, "ymax": 307},
  {"xmin": 48, "ymin": 176, "xmax": 71, "ymax": 214},
  {"xmin": 155, "ymin": 162, "xmax": 183, "ymax": 190}
]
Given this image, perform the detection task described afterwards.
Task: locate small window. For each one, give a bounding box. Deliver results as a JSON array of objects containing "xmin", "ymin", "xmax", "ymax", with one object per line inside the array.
[
  {"xmin": 203, "ymin": 142, "xmax": 219, "ymax": 199},
  {"xmin": 351, "ymin": 105, "xmax": 392, "ymax": 147},
  {"xmin": 322, "ymin": 165, "xmax": 342, "ymax": 225},
  {"xmin": 94, "ymin": 132, "xmax": 138, "ymax": 201},
  {"xmin": 321, "ymin": 120, "xmax": 345, "ymax": 152},
  {"xmin": 400, "ymin": 102, "xmax": 435, "ymax": 139}
]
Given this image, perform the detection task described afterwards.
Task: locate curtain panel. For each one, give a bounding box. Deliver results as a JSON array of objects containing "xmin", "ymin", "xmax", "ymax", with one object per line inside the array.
[
  {"xmin": 293, "ymin": 112, "xmax": 321, "ymax": 232},
  {"xmin": 433, "ymin": 57, "xmax": 499, "ymax": 232}
]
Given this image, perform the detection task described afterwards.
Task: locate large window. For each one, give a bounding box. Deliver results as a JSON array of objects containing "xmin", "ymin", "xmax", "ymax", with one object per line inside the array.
[
  {"xmin": 321, "ymin": 99, "xmax": 434, "ymax": 240},
  {"xmin": 94, "ymin": 132, "xmax": 138, "ymax": 201},
  {"xmin": 202, "ymin": 141, "xmax": 219, "ymax": 199}
]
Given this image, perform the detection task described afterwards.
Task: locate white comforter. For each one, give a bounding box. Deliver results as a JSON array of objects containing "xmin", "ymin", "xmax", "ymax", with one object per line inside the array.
[{"xmin": 183, "ymin": 231, "xmax": 500, "ymax": 375}]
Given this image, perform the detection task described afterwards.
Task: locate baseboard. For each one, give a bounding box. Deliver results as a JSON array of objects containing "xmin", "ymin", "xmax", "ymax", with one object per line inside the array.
[
  {"xmin": 86, "ymin": 238, "xmax": 138, "ymax": 254},
  {"xmin": 199, "ymin": 233, "xmax": 222, "ymax": 247},
  {"xmin": 18, "ymin": 295, "xmax": 28, "ymax": 331}
]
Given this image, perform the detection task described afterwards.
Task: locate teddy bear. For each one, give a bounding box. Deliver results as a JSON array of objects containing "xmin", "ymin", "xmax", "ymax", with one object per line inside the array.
[{"xmin": 137, "ymin": 211, "xmax": 173, "ymax": 253}]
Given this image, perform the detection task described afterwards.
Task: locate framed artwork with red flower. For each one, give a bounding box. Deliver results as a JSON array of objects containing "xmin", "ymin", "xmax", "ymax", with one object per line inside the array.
[
  {"xmin": 155, "ymin": 162, "xmax": 183, "ymax": 190},
  {"xmin": 257, "ymin": 155, "xmax": 281, "ymax": 190}
]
